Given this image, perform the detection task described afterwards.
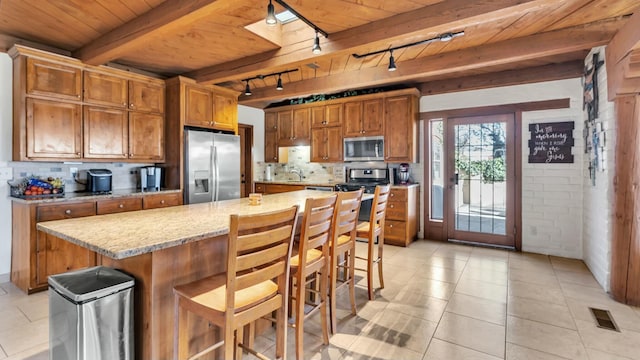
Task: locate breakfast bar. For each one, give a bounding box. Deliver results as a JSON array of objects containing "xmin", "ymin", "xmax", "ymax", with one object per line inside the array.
[{"xmin": 36, "ymin": 190, "xmax": 367, "ymax": 359}]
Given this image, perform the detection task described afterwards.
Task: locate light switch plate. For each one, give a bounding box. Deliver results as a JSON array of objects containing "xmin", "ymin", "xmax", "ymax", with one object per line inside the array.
[{"xmin": 0, "ymin": 167, "xmax": 13, "ymax": 180}]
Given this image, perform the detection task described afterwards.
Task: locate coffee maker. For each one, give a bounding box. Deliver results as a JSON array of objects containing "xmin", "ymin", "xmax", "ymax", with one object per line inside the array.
[
  {"xmin": 141, "ymin": 166, "xmax": 162, "ymax": 192},
  {"xmin": 395, "ymin": 163, "xmax": 410, "ymax": 185}
]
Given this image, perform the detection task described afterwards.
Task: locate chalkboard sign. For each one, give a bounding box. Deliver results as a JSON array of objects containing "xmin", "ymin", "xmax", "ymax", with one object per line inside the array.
[{"xmin": 528, "ymin": 121, "xmax": 574, "ymax": 163}]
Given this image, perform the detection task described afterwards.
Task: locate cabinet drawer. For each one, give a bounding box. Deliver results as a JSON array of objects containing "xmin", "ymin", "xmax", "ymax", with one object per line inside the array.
[
  {"xmin": 96, "ymin": 197, "xmax": 143, "ymax": 215},
  {"xmin": 384, "ymin": 220, "xmax": 406, "ymax": 240},
  {"xmin": 143, "ymin": 192, "xmax": 182, "ymax": 209},
  {"xmin": 386, "ymin": 201, "xmax": 407, "ymax": 220},
  {"xmin": 389, "ymin": 188, "xmax": 407, "ymax": 201},
  {"xmin": 37, "ymin": 202, "xmax": 96, "ymax": 222}
]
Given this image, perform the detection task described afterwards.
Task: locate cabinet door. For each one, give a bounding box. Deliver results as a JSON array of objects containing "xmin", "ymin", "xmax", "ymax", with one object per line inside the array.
[
  {"xmin": 83, "ymin": 71, "xmax": 128, "ymax": 108},
  {"xmin": 143, "ymin": 192, "xmax": 183, "ymax": 209},
  {"xmin": 311, "ymin": 104, "xmax": 342, "ymax": 128},
  {"xmin": 325, "ymin": 126, "xmax": 343, "ymax": 162},
  {"xmin": 292, "ymin": 108, "xmax": 311, "ymax": 145},
  {"xmin": 311, "ymin": 106, "xmax": 326, "ymax": 128},
  {"xmin": 96, "ymin": 197, "xmax": 143, "ymax": 215},
  {"xmin": 26, "ymin": 98, "xmax": 82, "ymax": 159},
  {"xmin": 384, "ymin": 95, "xmax": 416, "ymax": 162},
  {"xmin": 310, "ymin": 127, "xmax": 326, "ymax": 162},
  {"xmin": 129, "ymin": 80, "xmax": 164, "ymax": 113},
  {"xmin": 343, "ymin": 101, "xmax": 363, "ymax": 137},
  {"xmin": 264, "ymin": 113, "xmax": 279, "ymax": 162},
  {"xmin": 83, "ymin": 106, "xmax": 128, "ymax": 159},
  {"xmin": 213, "ymin": 93, "xmax": 237, "ymax": 132},
  {"xmin": 362, "ymin": 98, "xmax": 383, "ymax": 136},
  {"xmin": 184, "ymin": 85, "xmax": 212, "ymax": 127},
  {"xmin": 277, "ymin": 110, "xmax": 294, "ymax": 144},
  {"xmin": 26, "ymin": 58, "xmax": 82, "ymax": 100},
  {"xmin": 129, "ymin": 112, "xmax": 164, "ymax": 161}
]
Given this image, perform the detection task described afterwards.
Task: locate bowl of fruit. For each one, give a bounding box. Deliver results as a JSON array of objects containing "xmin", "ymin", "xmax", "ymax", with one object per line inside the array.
[{"xmin": 9, "ymin": 176, "xmax": 65, "ymax": 199}]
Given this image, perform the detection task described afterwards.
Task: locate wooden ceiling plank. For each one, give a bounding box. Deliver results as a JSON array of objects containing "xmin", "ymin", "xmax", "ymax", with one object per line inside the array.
[
  {"xmin": 191, "ymin": 0, "xmax": 562, "ymax": 84},
  {"xmin": 74, "ymin": 0, "xmax": 230, "ymax": 65},
  {"xmin": 419, "ymin": 61, "xmax": 584, "ymax": 95},
  {"xmin": 239, "ymin": 18, "xmax": 621, "ymax": 103},
  {"xmin": 606, "ymin": 8, "xmax": 640, "ymax": 66}
]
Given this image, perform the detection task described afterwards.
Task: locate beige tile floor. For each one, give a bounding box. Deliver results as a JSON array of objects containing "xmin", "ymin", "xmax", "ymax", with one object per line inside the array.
[{"xmin": 2, "ymin": 239, "xmax": 640, "ymax": 359}]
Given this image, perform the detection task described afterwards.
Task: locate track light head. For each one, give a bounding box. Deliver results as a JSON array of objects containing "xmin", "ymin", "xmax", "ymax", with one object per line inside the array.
[
  {"xmin": 312, "ymin": 31, "xmax": 322, "ymax": 54},
  {"xmin": 276, "ymin": 75, "xmax": 283, "ymax": 90},
  {"xmin": 388, "ymin": 50, "xmax": 397, "ymax": 72},
  {"xmin": 244, "ymin": 81, "xmax": 252, "ymax": 96},
  {"xmin": 266, "ymin": 0, "xmax": 277, "ymax": 26}
]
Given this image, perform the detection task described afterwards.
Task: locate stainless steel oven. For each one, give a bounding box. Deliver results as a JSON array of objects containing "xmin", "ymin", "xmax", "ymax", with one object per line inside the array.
[{"xmin": 334, "ymin": 168, "xmax": 389, "ymax": 221}]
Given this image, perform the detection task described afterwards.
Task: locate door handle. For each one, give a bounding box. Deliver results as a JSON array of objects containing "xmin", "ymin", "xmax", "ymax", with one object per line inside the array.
[{"xmin": 450, "ymin": 173, "xmax": 459, "ymax": 185}]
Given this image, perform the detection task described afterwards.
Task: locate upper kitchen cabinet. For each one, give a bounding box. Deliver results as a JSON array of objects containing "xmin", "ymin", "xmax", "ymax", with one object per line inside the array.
[
  {"xmin": 11, "ymin": 45, "xmax": 166, "ymax": 162},
  {"xmin": 384, "ymin": 92, "xmax": 419, "ymax": 162},
  {"xmin": 311, "ymin": 103, "xmax": 343, "ymax": 128},
  {"xmin": 213, "ymin": 89, "xmax": 238, "ymax": 133},
  {"xmin": 184, "ymin": 84, "xmax": 213, "ymax": 127},
  {"xmin": 26, "ymin": 57, "xmax": 82, "ymax": 101},
  {"xmin": 276, "ymin": 108, "xmax": 310, "ymax": 146},
  {"xmin": 311, "ymin": 126, "xmax": 342, "ymax": 162},
  {"xmin": 175, "ymin": 77, "xmax": 239, "ymax": 133},
  {"xmin": 264, "ymin": 112, "xmax": 279, "ymax": 163},
  {"xmin": 343, "ymin": 98, "xmax": 383, "ymax": 137},
  {"xmin": 25, "ymin": 98, "xmax": 82, "ymax": 160}
]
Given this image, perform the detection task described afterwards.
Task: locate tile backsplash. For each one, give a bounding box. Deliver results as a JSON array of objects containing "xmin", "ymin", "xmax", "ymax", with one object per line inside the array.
[
  {"xmin": 255, "ymin": 146, "xmax": 345, "ymax": 183},
  {"xmin": 8, "ymin": 161, "xmax": 155, "ymax": 193}
]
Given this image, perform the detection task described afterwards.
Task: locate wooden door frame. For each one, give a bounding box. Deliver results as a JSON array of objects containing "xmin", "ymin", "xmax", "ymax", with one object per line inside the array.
[
  {"xmin": 420, "ymin": 98, "xmax": 570, "ymax": 250},
  {"xmin": 238, "ymin": 124, "xmax": 253, "ymax": 198}
]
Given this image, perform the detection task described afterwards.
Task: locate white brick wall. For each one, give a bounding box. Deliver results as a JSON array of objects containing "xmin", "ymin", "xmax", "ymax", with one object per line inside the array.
[
  {"xmin": 421, "ymin": 78, "xmax": 585, "ymax": 258},
  {"xmin": 582, "ymin": 46, "xmax": 614, "ymax": 291}
]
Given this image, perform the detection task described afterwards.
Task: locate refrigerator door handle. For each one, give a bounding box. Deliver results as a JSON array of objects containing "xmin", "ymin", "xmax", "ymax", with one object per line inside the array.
[{"xmin": 212, "ymin": 145, "xmax": 219, "ymax": 201}]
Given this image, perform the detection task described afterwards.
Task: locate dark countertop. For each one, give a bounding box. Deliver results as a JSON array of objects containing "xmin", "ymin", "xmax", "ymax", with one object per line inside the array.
[{"xmin": 9, "ymin": 188, "xmax": 182, "ymax": 204}]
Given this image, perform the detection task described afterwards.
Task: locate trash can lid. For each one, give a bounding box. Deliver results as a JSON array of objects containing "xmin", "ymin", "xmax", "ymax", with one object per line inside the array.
[{"xmin": 48, "ymin": 266, "xmax": 134, "ymax": 303}]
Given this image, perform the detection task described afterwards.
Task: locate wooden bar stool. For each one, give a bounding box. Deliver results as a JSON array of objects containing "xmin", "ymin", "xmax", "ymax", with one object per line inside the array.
[
  {"xmin": 173, "ymin": 205, "xmax": 299, "ymax": 360},
  {"xmin": 329, "ymin": 189, "xmax": 363, "ymax": 334},
  {"xmin": 289, "ymin": 195, "xmax": 337, "ymax": 360},
  {"xmin": 355, "ymin": 184, "xmax": 391, "ymax": 300}
]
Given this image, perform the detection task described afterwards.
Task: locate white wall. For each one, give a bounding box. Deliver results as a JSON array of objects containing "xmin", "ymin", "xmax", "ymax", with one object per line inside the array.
[
  {"xmin": 420, "ymin": 78, "xmax": 585, "ymax": 258},
  {"xmin": 582, "ymin": 46, "xmax": 615, "ymax": 291},
  {"xmin": 238, "ymin": 105, "xmax": 265, "ymax": 182},
  {"xmin": 0, "ymin": 53, "xmax": 12, "ymax": 281}
]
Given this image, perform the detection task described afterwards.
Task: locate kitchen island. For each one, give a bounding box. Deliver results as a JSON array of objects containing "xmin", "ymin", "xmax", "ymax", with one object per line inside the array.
[{"xmin": 36, "ymin": 190, "xmax": 354, "ymax": 359}]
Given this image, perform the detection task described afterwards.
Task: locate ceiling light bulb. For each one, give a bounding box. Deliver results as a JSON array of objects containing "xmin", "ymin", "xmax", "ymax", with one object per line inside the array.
[
  {"xmin": 312, "ymin": 31, "xmax": 322, "ymax": 54},
  {"xmin": 276, "ymin": 75, "xmax": 283, "ymax": 90},
  {"xmin": 388, "ymin": 51, "xmax": 397, "ymax": 72},
  {"xmin": 266, "ymin": 0, "xmax": 277, "ymax": 26},
  {"xmin": 244, "ymin": 81, "xmax": 252, "ymax": 96}
]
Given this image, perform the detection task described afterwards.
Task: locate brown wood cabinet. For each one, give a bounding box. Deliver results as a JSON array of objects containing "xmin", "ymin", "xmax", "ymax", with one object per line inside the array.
[
  {"xmin": 277, "ymin": 108, "xmax": 310, "ymax": 146},
  {"xmin": 12, "ymin": 45, "xmax": 166, "ymax": 162},
  {"xmin": 11, "ymin": 192, "xmax": 183, "ymax": 293},
  {"xmin": 343, "ymin": 99, "xmax": 383, "ymax": 137},
  {"xmin": 26, "ymin": 57, "xmax": 82, "ymax": 100},
  {"xmin": 213, "ymin": 92, "xmax": 238, "ymax": 132},
  {"xmin": 311, "ymin": 103, "xmax": 343, "ymax": 128},
  {"xmin": 254, "ymin": 182, "xmax": 305, "ymax": 194},
  {"xmin": 183, "ymin": 81, "xmax": 238, "ymax": 132},
  {"xmin": 311, "ymin": 126, "xmax": 343, "ymax": 162},
  {"xmin": 264, "ymin": 112, "xmax": 279, "ymax": 163},
  {"xmin": 384, "ymin": 185, "xmax": 419, "ymax": 246},
  {"xmin": 384, "ymin": 95, "xmax": 418, "ymax": 162}
]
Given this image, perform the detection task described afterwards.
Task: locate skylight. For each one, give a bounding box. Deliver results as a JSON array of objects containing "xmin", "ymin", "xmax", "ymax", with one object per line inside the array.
[{"xmin": 276, "ymin": 10, "xmax": 297, "ymax": 24}]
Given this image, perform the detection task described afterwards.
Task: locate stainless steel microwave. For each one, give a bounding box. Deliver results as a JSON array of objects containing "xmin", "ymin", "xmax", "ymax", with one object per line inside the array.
[{"xmin": 343, "ymin": 136, "xmax": 384, "ymax": 161}]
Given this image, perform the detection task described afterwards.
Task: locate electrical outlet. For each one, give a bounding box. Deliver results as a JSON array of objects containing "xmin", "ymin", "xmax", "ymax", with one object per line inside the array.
[
  {"xmin": 70, "ymin": 167, "xmax": 78, "ymax": 177},
  {"xmin": 0, "ymin": 167, "xmax": 12, "ymax": 180}
]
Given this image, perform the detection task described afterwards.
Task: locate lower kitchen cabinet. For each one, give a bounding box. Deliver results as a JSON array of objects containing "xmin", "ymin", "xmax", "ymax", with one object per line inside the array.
[
  {"xmin": 384, "ymin": 185, "xmax": 419, "ymax": 246},
  {"xmin": 254, "ymin": 182, "xmax": 305, "ymax": 194},
  {"xmin": 10, "ymin": 191, "xmax": 182, "ymax": 293}
]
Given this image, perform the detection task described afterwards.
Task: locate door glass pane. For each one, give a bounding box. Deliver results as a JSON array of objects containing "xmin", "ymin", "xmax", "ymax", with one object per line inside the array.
[
  {"xmin": 453, "ymin": 121, "xmax": 506, "ymax": 235},
  {"xmin": 430, "ymin": 120, "xmax": 444, "ymax": 220}
]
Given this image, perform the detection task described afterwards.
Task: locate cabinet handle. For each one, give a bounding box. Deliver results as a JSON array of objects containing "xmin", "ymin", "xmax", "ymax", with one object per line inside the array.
[
  {"xmin": 361, "ymin": 130, "xmax": 365, "ymax": 134},
  {"xmin": 65, "ymin": 209, "xmax": 71, "ymax": 215},
  {"xmin": 123, "ymin": 102, "xmax": 127, "ymax": 106},
  {"xmin": 130, "ymin": 103, "xmax": 135, "ymax": 108},
  {"xmin": 390, "ymin": 204, "xmax": 394, "ymax": 208},
  {"xmin": 160, "ymin": 200, "xmax": 165, "ymax": 204},
  {"xmin": 119, "ymin": 204, "xmax": 124, "ymax": 208},
  {"xmin": 390, "ymin": 193, "xmax": 394, "ymax": 197},
  {"xmin": 389, "ymin": 224, "xmax": 393, "ymax": 228}
]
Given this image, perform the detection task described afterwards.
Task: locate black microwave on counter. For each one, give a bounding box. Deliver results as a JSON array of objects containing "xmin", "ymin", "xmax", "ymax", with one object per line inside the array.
[{"xmin": 343, "ymin": 136, "xmax": 384, "ymax": 161}]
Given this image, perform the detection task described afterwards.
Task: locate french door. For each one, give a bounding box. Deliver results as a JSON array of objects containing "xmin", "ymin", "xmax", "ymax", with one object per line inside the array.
[{"xmin": 446, "ymin": 114, "xmax": 516, "ymax": 248}]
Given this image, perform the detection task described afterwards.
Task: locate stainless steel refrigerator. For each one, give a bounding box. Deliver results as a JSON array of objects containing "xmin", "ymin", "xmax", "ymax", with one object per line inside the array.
[{"xmin": 184, "ymin": 129, "xmax": 241, "ymax": 204}]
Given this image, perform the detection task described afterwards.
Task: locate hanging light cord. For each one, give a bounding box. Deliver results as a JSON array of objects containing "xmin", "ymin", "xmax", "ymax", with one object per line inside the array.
[
  {"xmin": 351, "ymin": 31, "xmax": 464, "ymax": 59},
  {"xmin": 242, "ymin": 68, "xmax": 299, "ymax": 95}
]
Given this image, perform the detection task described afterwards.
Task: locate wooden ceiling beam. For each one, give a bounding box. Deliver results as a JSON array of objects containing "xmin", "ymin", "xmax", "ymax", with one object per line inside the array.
[
  {"xmin": 239, "ymin": 19, "xmax": 621, "ymax": 105},
  {"xmin": 606, "ymin": 9, "xmax": 640, "ymax": 100},
  {"xmin": 191, "ymin": 0, "xmax": 562, "ymax": 84},
  {"xmin": 419, "ymin": 61, "xmax": 585, "ymax": 96},
  {"xmin": 74, "ymin": 0, "xmax": 225, "ymax": 66}
]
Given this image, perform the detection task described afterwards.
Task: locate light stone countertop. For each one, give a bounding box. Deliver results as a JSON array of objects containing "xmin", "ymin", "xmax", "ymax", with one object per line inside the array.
[{"xmin": 37, "ymin": 190, "xmax": 370, "ymax": 260}]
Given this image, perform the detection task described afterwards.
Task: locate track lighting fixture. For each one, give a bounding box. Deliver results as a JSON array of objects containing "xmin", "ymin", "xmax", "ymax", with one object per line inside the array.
[
  {"xmin": 276, "ymin": 75, "xmax": 283, "ymax": 90},
  {"xmin": 242, "ymin": 69, "xmax": 298, "ymax": 95},
  {"xmin": 388, "ymin": 50, "xmax": 397, "ymax": 72},
  {"xmin": 312, "ymin": 31, "xmax": 322, "ymax": 54},
  {"xmin": 265, "ymin": 0, "xmax": 329, "ymax": 53},
  {"xmin": 352, "ymin": 31, "xmax": 465, "ymax": 71},
  {"xmin": 265, "ymin": 0, "xmax": 277, "ymax": 25}
]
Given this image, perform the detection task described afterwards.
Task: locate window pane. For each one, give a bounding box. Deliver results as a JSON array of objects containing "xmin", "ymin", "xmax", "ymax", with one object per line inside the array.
[{"xmin": 430, "ymin": 120, "xmax": 444, "ymax": 220}]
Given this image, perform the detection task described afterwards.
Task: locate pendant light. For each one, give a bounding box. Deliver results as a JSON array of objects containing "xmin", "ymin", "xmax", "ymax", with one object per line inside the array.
[
  {"xmin": 265, "ymin": 0, "xmax": 277, "ymax": 25},
  {"xmin": 312, "ymin": 30, "xmax": 322, "ymax": 54},
  {"xmin": 388, "ymin": 50, "xmax": 397, "ymax": 72},
  {"xmin": 244, "ymin": 80, "xmax": 252, "ymax": 96},
  {"xmin": 276, "ymin": 75, "xmax": 283, "ymax": 90}
]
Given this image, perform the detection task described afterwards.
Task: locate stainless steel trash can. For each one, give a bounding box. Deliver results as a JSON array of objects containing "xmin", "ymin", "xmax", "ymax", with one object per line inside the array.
[{"xmin": 48, "ymin": 266, "xmax": 134, "ymax": 360}]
